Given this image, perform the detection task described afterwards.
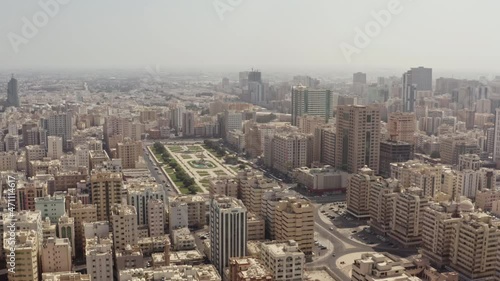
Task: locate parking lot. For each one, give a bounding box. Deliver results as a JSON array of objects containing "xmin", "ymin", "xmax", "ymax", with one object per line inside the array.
[{"xmin": 319, "ymin": 202, "xmax": 398, "ymax": 248}]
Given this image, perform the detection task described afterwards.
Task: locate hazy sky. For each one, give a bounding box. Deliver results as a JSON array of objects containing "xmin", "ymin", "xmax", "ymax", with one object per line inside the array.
[{"xmin": 0, "ymin": 0, "xmax": 499, "ymax": 73}]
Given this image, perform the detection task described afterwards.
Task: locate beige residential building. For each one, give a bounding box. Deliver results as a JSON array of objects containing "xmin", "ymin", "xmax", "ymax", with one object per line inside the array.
[
  {"xmin": 388, "ymin": 112, "xmax": 416, "ymax": 144},
  {"xmin": 475, "ymin": 189, "xmax": 500, "ymax": 211},
  {"xmin": 4, "ymin": 230, "xmax": 39, "ymax": 281},
  {"xmin": 390, "ymin": 160, "xmax": 446, "ymax": 198},
  {"xmin": 126, "ymin": 181, "xmax": 165, "ymax": 228},
  {"xmin": 267, "ymin": 132, "xmax": 313, "ymax": 174},
  {"xmin": 293, "ymin": 165, "xmax": 349, "ymax": 193},
  {"xmin": 347, "ymin": 166, "xmax": 378, "ymax": 219},
  {"xmin": 47, "ymin": 136, "xmax": 63, "ymax": 160},
  {"xmin": 389, "ymin": 187, "xmax": 429, "ymax": 247},
  {"xmin": 260, "ymin": 240, "xmax": 305, "ymax": 281},
  {"xmin": 42, "ymin": 237, "xmax": 72, "ymax": 273},
  {"xmin": 335, "ymin": 105, "xmax": 381, "ymax": 174},
  {"xmin": 116, "ymin": 138, "xmax": 142, "ymax": 169},
  {"xmin": 421, "ymin": 201, "xmax": 466, "ymax": 267},
  {"xmin": 57, "ymin": 214, "xmax": 75, "ymax": 257},
  {"xmin": 168, "ymin": 195, "xmax": 207, "ymax": 229},
  {"xmin": 111, "ymin": 203, "xmax": 138, "ymax": 252},
  {"xmin": 313, "ymin": 125, "xmax": 335, "ymax": 165},
  {"xmin": 297, "ymin": 115, "xmax": 327, "ymax": 134},
  {"xmin": 227, "ymin": 257, "xmax": 273, "ymax": 281},
  {"xmin": 85, "ymin": 236, "xmax": 114, "ymax": 281},
  {"xmin": 41, "ymin": 272, "xmax": 91, "ymax": 281},
  {"xmin": 115, "ymin": 244, "xmax": 145, "ymax": 271},
  {"xmin": 450, "ymin": 212, "xmax": 500, "ymax": 281},
  {"xmin": 148, "ymin": 199, "xmax": 165, "ymax": 237},
  {"xmin": 171, "ymin": 227, "xmax": 196, "ymax": 250},
  {"xmin": 90, "ymin": 171, "xmax": 124, "ymax": 221},
  {"xmin": 275, "ymin": 197, "xmax": 314, "ymax": 256},
  {"xmin": 0, "ymin": 151, "xmax": 17, "ymax": 171},
  {"xmin": 247, "ymin": 212, "xmax": 265, "ymax": 241},
  {"xmin": 118, "ymin": 265, "xmax": 221, "ymax": 281},
  {"xmin": 368, "ymin": 178, "xmax": 399, "ymax": 235},
  {"xmin": 69, "ymin": 201, "xmax": 97, "ymax": 257},
  {"xmin": 209, "ymin": 178, "xmax": 239, "ymax": 198},
  {"xmin": 352, "ymin": 253, "xmax": 414, "ymax": 281},
  {"xmin": 439, "ymin": 135, "xmax": 480, "ymax": 166},
  {"xmin": 261, "ymin": 188, "xmax": 297, "ymax": 239},
  {"xmin": 239, "ymin": 169, "xmax": 278, "ymax": 216},
  {"xmin": 16, "ymin": 180, "xmax": 47, "ymax": 211}
]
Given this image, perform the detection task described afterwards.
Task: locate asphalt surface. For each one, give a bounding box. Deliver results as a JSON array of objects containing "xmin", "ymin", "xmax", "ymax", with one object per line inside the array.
[{"xmin": 307, "ymin": 204, "xmax": 418, "ymax": 281}]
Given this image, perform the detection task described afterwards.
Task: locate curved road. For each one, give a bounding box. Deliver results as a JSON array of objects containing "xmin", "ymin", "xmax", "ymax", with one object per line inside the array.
[{"xmin": 307, "ymin": 205, "xmax": 417, "ymax": 281}]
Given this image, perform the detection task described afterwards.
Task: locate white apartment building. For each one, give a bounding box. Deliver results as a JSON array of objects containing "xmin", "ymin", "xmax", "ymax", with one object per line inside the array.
[
  {"xmin": 111, "ymin": 203, "xmax": 138, "ymax": 252},
  {"xmin": 86, "ymin": 236, "xmax": 114, "ymax": 281},
  {"xmin": 47, "ymin": 136, "xmax": 63, "ymax": 160},
  {"xmin": 260, "ymin": 240, "xmax": 305, "ymax": 281},
  {"xmin": 35, "ymin": 195, "xmax": 66, "ymax": 223},
  {"xmin": 148, "ymin": 199, "xmax": 165, "ymax": 237},
  {"xmin": 210, "ymin": 196, "xmax": 247, "ymax": 274}
]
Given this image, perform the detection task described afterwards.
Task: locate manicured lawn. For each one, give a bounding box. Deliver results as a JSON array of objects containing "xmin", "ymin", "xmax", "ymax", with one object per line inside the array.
[
  {"xmin": 202, "ymin": 145, "xmax": 224, "ymax": 159},
  {"xmin": 180, "ymin": 154, "xmax": 193, "ymax": 159},
  {"xmin": 179, "ymin": 185, "xmax": 202, "ymax": 194},
  {"xmin": 168, "ymin": 145, "xmax": 183, "ymax": 153},
  {"xmin": 214, "ymin": 170, "xmax": 228, "ymax": 176},
  {"xmin": 197, "ymin": 171, "xmax": 209, "ymax": 176},
  {"xmin": 186, "ymin": 145, "xmax": 203, "ymax": 152}
]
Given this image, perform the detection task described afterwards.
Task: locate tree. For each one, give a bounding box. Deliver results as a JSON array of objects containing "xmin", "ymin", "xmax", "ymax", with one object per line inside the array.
[
  {"xmin": 238, "ymin": 164, "xmax": 246, "ymax": 170},
  {"xmin": 187, "ymin": 185, "xmax": 197, "ymax": 194},
  {"xmin": 430, "ymin": 151, "xmax": 440, "ymax": 159}
]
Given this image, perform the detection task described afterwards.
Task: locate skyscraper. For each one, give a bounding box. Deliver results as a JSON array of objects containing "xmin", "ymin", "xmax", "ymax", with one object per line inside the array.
[
  {"xmin": 291, "ymin": 85, "xmax": 332, "ymax": 126},
  {"xmin": 7, "ymin": 74, "xmax": 20, "ymax": 107},
  {"xmin": 402, "ymin": 67, "xmax": 432, "ymax": 112},
  {"xmin": 46, "ymin": 112, "xmax": 73, "ymax": 151},
  {"xmin": 209, "ymin": 196, "xmax": 247, "ymax": 275},
  {"xmin": 335, "ymin": 105, "xmax": 381, "ymax": 174}
]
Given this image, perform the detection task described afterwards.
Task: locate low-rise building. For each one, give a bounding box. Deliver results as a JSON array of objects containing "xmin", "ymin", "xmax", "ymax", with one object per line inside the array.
[{"xmin": 260, "ymin": 240, "xmax": 305, "ymax": 281}]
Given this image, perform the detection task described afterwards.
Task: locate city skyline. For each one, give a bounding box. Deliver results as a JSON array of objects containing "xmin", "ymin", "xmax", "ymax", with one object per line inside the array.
[{"xmin": 0, "ymin": 1, "xmax": 499, "ymax": 73}]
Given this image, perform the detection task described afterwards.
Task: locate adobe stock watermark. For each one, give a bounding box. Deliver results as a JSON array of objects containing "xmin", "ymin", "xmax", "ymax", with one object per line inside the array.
[
  {"xmin": 213, "ymin": 0, "xmax": 244, "ymax": 21},
  {"xmin": 7, "ymin": 0, "xmax": 71, "ymax": 54},
  {"xmin": 340, "ymin": 0, "xmax": 410, "ymax": 63}
]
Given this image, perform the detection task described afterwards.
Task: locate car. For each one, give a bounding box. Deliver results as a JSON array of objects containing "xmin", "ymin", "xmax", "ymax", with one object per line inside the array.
[
  {"xmin": 352, "ymin": 230, "xmax": 357, "ymax": 233},
  {"xmin": 330, "ymin": 227, "xmax": 334, "ymax": 230},
  {"xmin": 332, "ymin": 253, "xmax": 336, "ymax": 257}
]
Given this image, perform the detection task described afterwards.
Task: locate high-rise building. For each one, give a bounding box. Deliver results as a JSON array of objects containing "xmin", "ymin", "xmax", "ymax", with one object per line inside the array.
[
  {"xmin": 353, "ymin": 72, "xmax": 367, "ymax": 95},
  {"xmin": 493, "ymin": 108, "xmax": 500, "ymax": 166},
  {"xmin": 35, "ymin": 195, "xmax": 66, "ymax": 223},
  {"xmin": 90, "ymin": 171, "xmax": 124, "ymax": 221},
  {"xmin": 387, "ymin": 112, "xmax": 416, "ymax": 144},
  {"xmin": 275, "ymin": 197, "xmax": 314, "ymax": 256},
  {"xmin": 421, "ymin": 201, "xmax": 465, "ymax": 268},
  {"xmin": 46, "ymin": 113, "xmax": 73, "ymax": 150},
  {"xmin": 58, "ymin": 213, "xmax": 76, "ymax": 257},
  {"xmin": 353, "ymin": 72, "xmax": 367, "ymax": 84},
  {"xmin": 291, "ymin": 85, "xmax": 332, "ymax": 125},
  {"xmin": 126, "ymin": 181, "xmax": 165, "ymax": 227},
  {"xmin": 148, "ymin": 199, "xmax": 165, "ymax": 237},
  {"xmin": 223, "ymin": 110, "xmax": 243, "ymax": 139},
  {"xmin": 86, "ymin": 236, "xmax": 114, "ymax": 281},
  {"xmin": 449, "ymin": 212, "xmax": 500, "ymax": 280},
  {"xmin": 261, "ymin": 188, "xmax": 297, "ymax": 239},
  {"xmin": 182, "ymin": 111, "xmax": 196, "ymax": 137},
  {"xmin": 111, "ymin": 203, "xmax": 138, "ymax": 252},
  {"xmin": 116, "ymin": 138, "xmax": 142, "ymax": 169},
  {"xmin": 347, "ymin": 166, "xmax": 378, "ymax": 219},
  {"xmin": 368, "ymin": 178, "xmax": 399, "ymax": 235},
  {"xmin": 402, "ymin": 67, "xmax": 432, "ymax": 112},
  {"xmin": 47, "ymin": 136, "xmax": 63, "ymax": 160},
  {"xmin": 4, "ymin": 230, "xmax": 38, "ymax": 281},
  {"xmin": 335, "ymin": 105, "xmax": 381, "ymax": 174},
  {"xmin": 260, "ymin": 240, "xmax": 305, "ymax": 281},
  {"xmin": 168, "ymin": 195, "xmax": 207, "ymax": 230},
  {"xmin": 7, "ymin": 74, "xmax": 20, "ymax": 107},
  {"xmin": 210, "ymin": 196, "xmax": 248, "ymax": 274},
  {"xmin": 248, "ymin": 70, "xmax": 264, "ymax": 105},
  {"xmin": 389, "ymin": 187, "xmax": 429, "ymax": 248},
  {"xmin": 379, "ymin": 140, "xmax": 414, "ymax": 178},
  {"xmin": 69, "ymin": 201, "xmax": 97, "ymax": 257},
  {"xmin": 41, "ymin": 237, "xmax": 72, "ymax": 273},
  {"xmin": 238, "ymin": 169, "xmax": 278, "ymax": 216},
  {"xmin": 267, "ymin": 132, "xmax": 313, "ymax": 174},
  {"xmin": 313, "ymin": 125, "xmax": 335, "ymax": 165}
]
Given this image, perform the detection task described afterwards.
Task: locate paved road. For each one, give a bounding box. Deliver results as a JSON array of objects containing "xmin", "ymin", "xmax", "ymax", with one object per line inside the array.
[
  {"xmin": 142, "ymin": 142, "xmax": 178, "ymax": 197},
  {"xmin": 307, "ymin": 204, "xmax": 418, "ymax": 281}
]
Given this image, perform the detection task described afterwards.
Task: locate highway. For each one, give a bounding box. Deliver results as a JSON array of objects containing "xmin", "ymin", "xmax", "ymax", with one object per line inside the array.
[{"xmin": 142, "ymin": 141, "xmax": 179, "ymax": 197}]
